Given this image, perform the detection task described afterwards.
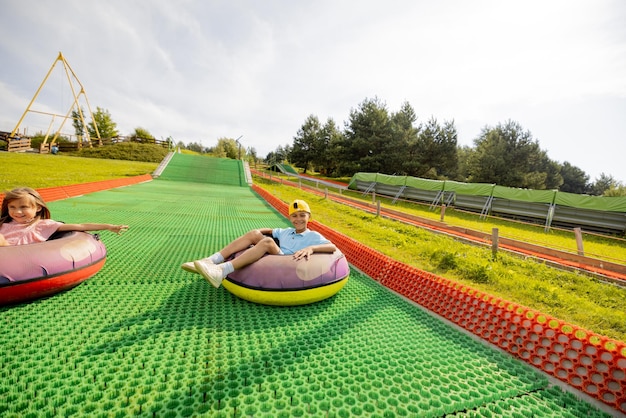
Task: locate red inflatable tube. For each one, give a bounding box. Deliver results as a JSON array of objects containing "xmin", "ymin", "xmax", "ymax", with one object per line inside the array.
[{"xmin": 0, "ymin": 231, "xmax": 107, "ymax": 305}]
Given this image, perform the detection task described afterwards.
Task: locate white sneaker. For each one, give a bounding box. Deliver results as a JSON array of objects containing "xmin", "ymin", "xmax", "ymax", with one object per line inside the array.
[
  {"xmin": 194, "ymin": 260, "xmax": 224, "ymax": 288},
  {"xmin": 181, "ymin": 257, "xmax": 214, "ymax": 274}
]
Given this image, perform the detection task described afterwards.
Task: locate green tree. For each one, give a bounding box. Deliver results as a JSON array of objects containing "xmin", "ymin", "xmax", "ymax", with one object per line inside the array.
[
  {"xmin": 589, "ymin": 173, "xmax": 618, "ymax": 196},
  {"xmin": 184, "ymin": 141, "xmax": 203, "ymax": 153},
  {"xmin": 467, "ymin": 120, "xmax": 557, "ymax": 189},
  {"xmin": 340, "ymin": 97, "xmax": 393, "ymax": 175},
  {"xmin": 390, "ymin": 102, "xmax": 419, "ymax": 175},
  {"xmin": 88, "ymin": 107, "xmax": 118, "ymax": 139},
  {"xmin": 265, "ymin": 151, "xmax": 278, "ymax": 164},
  {"xmin": 534, "ymin": 154, "xmax": 563, "ymax": 190},
  {"xmin": 164, "ymin": 136, "xmax": 174, "ymax": 150},
  {"xmin": 130, "ymin": 127, "xmax": 155, "ymax": 141},
  {"xmin": 403, "ymin": 117, "xmax": 458, "ymax": 179},
  {"xmin": 603, "ymin": 183, "xmax": 626, "ymax": 197},
  {"xmin": 317, "ymin": 118, "xmax": 343, "ymax": 176},
  {"xmin": 214, "ymin": 137, "xmax": 241, "ymax": 159},
  {"xmin": 455, "ymin": 145, "xmax": 474, "ymax": 182},
  {"xmin": 291, "ymin": 115, "xmax": 323, "ymax": 173},
  {"xmin": 71, "ymin": 107, "xmax": 87, "ymax": 141},
  {"xmin": 267, "ymin": 145, "xmax": 292, "ymax": 165},
  {"xmin": 279, "ymin": 145, "xmax": 292, "ymax": 163},
  {"xmin": 246, "ymin": 147, "xmax": 258, "ymax": 166},
  {"xmin": 559, "ymin": 162, "xmax": 590, "ymax": 194}
]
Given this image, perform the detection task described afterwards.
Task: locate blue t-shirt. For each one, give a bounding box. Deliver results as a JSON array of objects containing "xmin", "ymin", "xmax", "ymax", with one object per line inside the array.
[{"xmin": 272, "ymin": 228, "xmax": 331, "ymax": 255}]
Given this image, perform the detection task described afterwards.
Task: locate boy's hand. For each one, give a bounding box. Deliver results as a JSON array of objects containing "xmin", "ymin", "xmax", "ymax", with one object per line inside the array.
[{"xmin": 293, "ymin": 247, "xmax": 314, "ymax": 261}]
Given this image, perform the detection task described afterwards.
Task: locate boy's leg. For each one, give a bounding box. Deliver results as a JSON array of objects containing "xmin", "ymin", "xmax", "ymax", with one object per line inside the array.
[
  {"xmin": 182, "ymin": 229, "xmax": 268, "ymax": 274},
  {"xmin": 229, "ymin": 237, "xmax": 281, "ymax": 269},
  {"xmin": 194, "ymin": 237, "xmax": 281, "ymax": 288},
  {"xmin": 218, "ymin": 229, "xmax": 268, "ymax": 260}
]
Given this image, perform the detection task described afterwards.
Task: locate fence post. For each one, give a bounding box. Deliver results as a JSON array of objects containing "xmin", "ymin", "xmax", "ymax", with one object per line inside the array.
[
  {"xmin": 376, "ymin": 200, "xmax": 381, "ymax": 217},
  {"xmin": 492, "ymin": 228, "xmax": 499, "ymax": 258},
  {"xmin": 440, "ymin": 204, "xmax": 446, "ymax": 222},
  {"xmin": 574, "ymin": 227, "xmax": 584, "ymax": 256},
  {"xmin": 325, "ymin": 188, "xmax": 328, "ymax": 199},
  {"xmin": 372, "ymin": 192, "xmax": 376, "ymax": 204}
]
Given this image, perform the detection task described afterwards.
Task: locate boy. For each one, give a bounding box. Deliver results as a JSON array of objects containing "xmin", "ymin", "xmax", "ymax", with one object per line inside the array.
[{"xmin": 183, "ymin": 199, "xmax": 336, "ymax": 288}]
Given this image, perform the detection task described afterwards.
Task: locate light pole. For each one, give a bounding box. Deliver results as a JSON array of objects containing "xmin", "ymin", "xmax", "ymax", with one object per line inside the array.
[{"xmin": 235, "ymin": 135, "xmax": 243, "ymax": 160}]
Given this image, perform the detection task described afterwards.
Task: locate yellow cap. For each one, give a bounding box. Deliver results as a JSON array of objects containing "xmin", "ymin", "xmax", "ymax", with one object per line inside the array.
[{"xmin": 289, "ymin": 199, "xmax": 311, "ymax": 216}]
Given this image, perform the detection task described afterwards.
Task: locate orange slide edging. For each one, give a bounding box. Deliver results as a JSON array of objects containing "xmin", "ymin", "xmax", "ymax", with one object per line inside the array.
[
  {"xmin": 0, "ymin": 174, "xmax": 153, "ymax": 206},
  {"xmin": 253, "ymin": 184, "xmax": 626, "ymax": 414}
]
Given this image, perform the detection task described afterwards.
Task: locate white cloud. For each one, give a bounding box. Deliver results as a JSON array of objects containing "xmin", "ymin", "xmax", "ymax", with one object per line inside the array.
[{"xmin": 1, "ymin": 0, "xmax": 625, "ymax": 181}]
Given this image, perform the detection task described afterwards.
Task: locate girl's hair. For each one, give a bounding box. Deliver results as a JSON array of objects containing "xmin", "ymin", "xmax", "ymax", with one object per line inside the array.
[{"xmin": 0, "ymin": 187, "xmax": 51, "ymax": 225}]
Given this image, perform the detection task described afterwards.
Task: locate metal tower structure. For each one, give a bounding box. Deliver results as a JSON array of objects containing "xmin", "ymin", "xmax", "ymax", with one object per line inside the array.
[{"xmin": 10, "ymin": 51, "xmax": 101, "ymax": 149}]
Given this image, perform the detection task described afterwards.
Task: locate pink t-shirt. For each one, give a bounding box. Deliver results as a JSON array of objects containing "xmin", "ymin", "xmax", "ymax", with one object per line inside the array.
[{"xmin": 0, "ymin": 219, "xmax": 64, "ymax": 246}]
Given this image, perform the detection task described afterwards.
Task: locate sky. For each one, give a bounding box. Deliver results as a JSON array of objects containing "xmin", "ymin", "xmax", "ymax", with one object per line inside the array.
[{"xmin": 1, "ymin": 0, "xmax": 625, "ymax": 183}]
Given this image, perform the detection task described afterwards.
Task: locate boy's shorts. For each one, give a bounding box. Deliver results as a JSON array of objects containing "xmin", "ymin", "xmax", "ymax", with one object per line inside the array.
[{"xmin": 273, "ymin": 237, "xmax": 284, "ymax": 255}]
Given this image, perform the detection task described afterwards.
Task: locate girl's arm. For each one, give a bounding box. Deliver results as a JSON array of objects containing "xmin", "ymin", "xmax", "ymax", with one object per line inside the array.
[{"xmin": 57, "ymin": 223, "xmax": 129, "ymax": 235}]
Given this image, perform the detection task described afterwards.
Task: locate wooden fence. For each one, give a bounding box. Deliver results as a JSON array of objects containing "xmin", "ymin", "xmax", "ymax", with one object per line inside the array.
[
  {"xmin": 7, "ymin": 138, "xmax": 32, "ymax": 152},
  {"xmin": 1, "ymin": 132, "xmax": 170, "ymax": 153}
]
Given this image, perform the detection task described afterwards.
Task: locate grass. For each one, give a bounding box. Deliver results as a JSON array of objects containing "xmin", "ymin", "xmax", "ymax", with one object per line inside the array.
[
  {"xmin": 279, "ymin": 171, "xmax": 626, "ymax": 265},
  {"xmin": 67, "ymin": 142, "xmax": 169, "ymax": 162},
  {"xmin": 255, "ymin": 177, "xmax": 626, "ymax": 342},
  {"xmin": 3, "ymin": 153, "xmax": 625, "ymax": 341},
  {"xmin": 0, "ymin": 151, "xmax": 158, "ymax": 190}
]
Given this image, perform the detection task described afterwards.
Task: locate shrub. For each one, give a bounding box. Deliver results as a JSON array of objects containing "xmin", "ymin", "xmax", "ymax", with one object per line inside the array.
[
  {"xmin": 29, "ymin": 134, "xmax": 72, "ymax": 150},
  {"xmin": 460, "ymin": 264, "xmax": 492, "ymax": 284},
  {"xmin": 68, "ymin": 142, "xmax": 169, "ymax": 162},
  {"xmin": 431, "ymin": 251, "xmax": 458, "ymax": 271}
]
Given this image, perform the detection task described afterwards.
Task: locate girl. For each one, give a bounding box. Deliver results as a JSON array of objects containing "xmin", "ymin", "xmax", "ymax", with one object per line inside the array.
[{"xmin": 0, "ymin": 187, "xmax": 129, "ymax": 246}]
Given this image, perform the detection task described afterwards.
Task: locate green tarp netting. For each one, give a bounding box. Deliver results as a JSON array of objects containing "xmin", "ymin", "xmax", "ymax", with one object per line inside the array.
[{"xmin": 349, "ymin": 172, "xmax": 626, "ymax": 212}]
